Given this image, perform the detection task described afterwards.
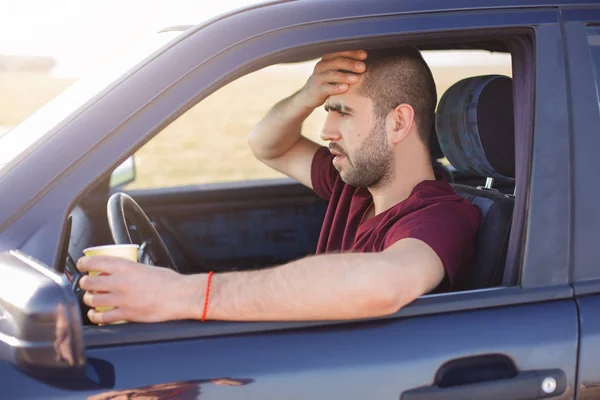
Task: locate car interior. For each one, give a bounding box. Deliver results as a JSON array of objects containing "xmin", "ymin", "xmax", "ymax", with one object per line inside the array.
[{"xmin": 56, "ymin": 35, "xmax": 525, "ymax": 326}]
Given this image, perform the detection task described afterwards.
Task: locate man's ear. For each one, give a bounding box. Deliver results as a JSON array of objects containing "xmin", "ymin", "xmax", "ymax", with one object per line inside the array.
[{"xmin": 388, "ymin": 103, "xmax": 415, "ymax": 144}]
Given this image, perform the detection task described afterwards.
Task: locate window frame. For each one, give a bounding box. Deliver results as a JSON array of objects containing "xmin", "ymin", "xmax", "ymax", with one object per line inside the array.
[{"xmin": 560, "ymin": 7, "xmax": 600, "ymax": 293}]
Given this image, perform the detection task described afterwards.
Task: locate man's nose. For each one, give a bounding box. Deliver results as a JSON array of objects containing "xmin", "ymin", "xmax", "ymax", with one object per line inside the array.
[{"xmin": 320, "ymin": 115, "xmax": 342, "ymax": 142}]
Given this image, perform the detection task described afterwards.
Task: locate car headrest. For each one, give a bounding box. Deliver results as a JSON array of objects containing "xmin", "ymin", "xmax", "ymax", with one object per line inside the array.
[{"xmin": 435, "ymin": 75, "xmax": 515, "ymax": 179}]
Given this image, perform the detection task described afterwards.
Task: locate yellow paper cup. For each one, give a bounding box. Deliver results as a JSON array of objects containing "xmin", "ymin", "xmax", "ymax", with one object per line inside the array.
[
  {"xmin": 82, "ymin": 244, "xmax": 139, "ymax": 325},
  {"xmin": 83, "ymin": 244, "xmax": 139, "ymax": 261}
]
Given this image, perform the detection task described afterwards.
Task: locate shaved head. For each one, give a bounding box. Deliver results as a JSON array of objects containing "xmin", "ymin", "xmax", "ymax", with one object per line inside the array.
[{"xmin": 357, "ymin": 47, "xmax": 437, "ymax": 148}]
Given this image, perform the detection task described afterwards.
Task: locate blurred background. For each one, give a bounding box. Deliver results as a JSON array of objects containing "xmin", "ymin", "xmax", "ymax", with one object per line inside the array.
[
  {"xmin": 0, "ymin": 0, "xmax": 259, "ymax": 128},
  {"xmin": 0, "ymin": 0, "xmax": 512, "ymax": 189}
]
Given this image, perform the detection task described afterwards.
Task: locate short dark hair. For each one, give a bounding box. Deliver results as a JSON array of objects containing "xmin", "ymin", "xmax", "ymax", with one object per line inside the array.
[{"xmin": 357, "ymin": 47, "xmax": 437, "ymax": 149}]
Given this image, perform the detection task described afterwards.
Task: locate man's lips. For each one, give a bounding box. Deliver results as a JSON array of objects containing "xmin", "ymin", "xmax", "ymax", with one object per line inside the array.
[
  {"xmin": 329, "ymin": 146, "xmax": 346, "ymax": 158},
  {"xmin": 330, "ymin": 147, "xmax": 347, "ymax": 167}
]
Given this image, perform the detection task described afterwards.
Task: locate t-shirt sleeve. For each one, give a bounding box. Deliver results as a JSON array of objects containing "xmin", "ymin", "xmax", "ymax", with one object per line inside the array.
[
  {"xmin": 383, "ymin": 202, "xmax": 479, "ymax": 289},
  {"xmin": 311, "ymin": 146, "xmax": 339, "ymax": 200}
]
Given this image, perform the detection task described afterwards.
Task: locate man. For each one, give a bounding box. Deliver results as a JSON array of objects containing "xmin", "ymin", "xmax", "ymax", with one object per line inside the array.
[{"xmin": 77, "ymin": 48, "xmax": 480, "ymax": 325}]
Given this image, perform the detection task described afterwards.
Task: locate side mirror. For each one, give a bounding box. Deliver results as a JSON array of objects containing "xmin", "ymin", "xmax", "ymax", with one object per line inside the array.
[
  {"xmin": 0, "ymin": 250, "xmax": 85, "ymax": 378},
  {"xmin": 109, "ymin": 155, "xmax": 136, "ymax": 188}
]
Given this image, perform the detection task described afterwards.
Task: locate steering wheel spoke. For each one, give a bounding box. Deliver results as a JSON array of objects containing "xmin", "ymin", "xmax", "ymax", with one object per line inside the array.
[
  {"xmin": 107, "ymin": 192, "xmax": 179, "ymax": 272},
  {"xmin": 139, "ymin": 239, "xmax": 161, "ymax": 266}
]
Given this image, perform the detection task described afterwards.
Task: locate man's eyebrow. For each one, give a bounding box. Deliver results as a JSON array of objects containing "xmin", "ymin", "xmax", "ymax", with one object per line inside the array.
[{"xmin": 324, "ymin": 102, "xmax": 354, "ymax": 113}]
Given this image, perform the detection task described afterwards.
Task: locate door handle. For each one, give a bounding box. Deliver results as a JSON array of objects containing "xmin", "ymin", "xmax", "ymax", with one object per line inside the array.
[{"xmin": 401, "ymin": 369, "xmax": 566, "ymax": 400}]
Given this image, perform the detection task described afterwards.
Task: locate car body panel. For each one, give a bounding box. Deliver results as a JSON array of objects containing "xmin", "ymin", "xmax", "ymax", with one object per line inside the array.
[
  {"xmin": 0, "ymin": 299, "xmax": 579, "ymax": 399},
  {"xmin": 574, "ymin": 295, "xmax": 600, "ymax": 399},
  {"xmin": 559, "ymin": 7, "xmax": 600, "ymax": 400},
  {"xmin": 0, "ymin": 0, "xmax": 592, "ymax": 397},
  {"xmin": 561, "ymin": 8, "xmax": 600, "ymax": 288}
]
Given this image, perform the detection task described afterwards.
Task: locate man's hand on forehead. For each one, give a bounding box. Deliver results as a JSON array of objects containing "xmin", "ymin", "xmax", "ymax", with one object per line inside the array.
[
  {"xmin": 320, "ymin": 50, "xmax": 367, "ymax": 62},
  {"xmin": 298, "ymin": 50, "xmax": 368, "ymax": 109}
]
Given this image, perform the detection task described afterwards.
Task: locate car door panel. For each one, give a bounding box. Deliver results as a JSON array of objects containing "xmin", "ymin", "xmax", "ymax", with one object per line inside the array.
[
  {"xmin": 573, "ymin": 295, "xmax": 600, "ymax": 400},
  {"xmin": 560, "ymin": 7, "xmax": 600, "ymax": 400},
  {"xmin": 117, "ymin": 179, "xmax": 327, "ymax": 273},
  {"xmin": 1, "ymin": 298, "xmax": 578, "ymax": 399}
]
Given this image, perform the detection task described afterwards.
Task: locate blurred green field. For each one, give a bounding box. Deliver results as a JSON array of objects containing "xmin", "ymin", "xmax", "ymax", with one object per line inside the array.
[{"xmin": 0, "ymin": 61, "xmax": 511, "ymax": 189}]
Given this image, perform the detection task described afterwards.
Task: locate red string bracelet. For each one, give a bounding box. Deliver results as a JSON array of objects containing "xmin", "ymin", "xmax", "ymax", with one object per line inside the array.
[{"xmin": 201, "ymin": 271, "xmax": 214, "ymax": 322}]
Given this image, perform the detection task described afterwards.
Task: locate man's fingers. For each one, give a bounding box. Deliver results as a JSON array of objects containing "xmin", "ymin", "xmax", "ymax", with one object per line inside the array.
[
  {"xmin": 321, "ymin": 50, "xmax": 367, "ymax": 61},
  {"xmin": 316, "ymin": 57, "xmax": 366, "ymax": 76},
  {"xmin": 88, "ymin": 308, "xmax": 126, "ymax": 325},
  {"xmin": 83, "ymin": 292, "xmax": 119, "ymax": 308},
  {"xmin": 76, "ymin": 255, "xmax": 128, "ymax": 274},
  {"xmin": 319, "ymin": 70, "xmax": 361, "ymax": 85},
  {"xmin": 79, "ymin": 274, "xmax": 120, "ymax": 292},
  {"xmin": 320, "ymin": 83, "xmax": 349, "ymax": 95}
]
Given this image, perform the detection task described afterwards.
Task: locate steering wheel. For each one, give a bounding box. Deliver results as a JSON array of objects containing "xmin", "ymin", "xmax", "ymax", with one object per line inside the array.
[{"xmin": 107, "ymin": 192, "xmax": 179, "ymax": 272}]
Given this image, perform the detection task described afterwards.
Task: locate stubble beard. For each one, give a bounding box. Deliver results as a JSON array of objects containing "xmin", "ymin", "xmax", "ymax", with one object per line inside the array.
[{"xmin": 339, "ymin": 118, "xmax": 395, "ymax": 189}]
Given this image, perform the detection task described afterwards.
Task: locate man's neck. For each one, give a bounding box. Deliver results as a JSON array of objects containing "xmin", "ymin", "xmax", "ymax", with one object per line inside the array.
[{"xmin": 368, "ymin": 159, "xmax": 435, "ymax": 217}]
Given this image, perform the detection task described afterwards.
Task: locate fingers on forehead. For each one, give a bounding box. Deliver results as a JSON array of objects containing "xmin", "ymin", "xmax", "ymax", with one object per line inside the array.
[
  {"xmin": 321, "ymin": 83, "xmax": 348, "ymax": 95},
  {"xmin": 322, "ymin": 57, "xmax": 366, "ymax": 74},
  {"xmin": 322, "ymin": 50, "xmax": 367, "ymax": 60}
]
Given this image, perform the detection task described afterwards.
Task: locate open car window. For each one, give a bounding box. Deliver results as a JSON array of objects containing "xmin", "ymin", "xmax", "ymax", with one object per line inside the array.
[{"xmin": 123, "ymin": 49, "xmax": 511, "ymax": 190}]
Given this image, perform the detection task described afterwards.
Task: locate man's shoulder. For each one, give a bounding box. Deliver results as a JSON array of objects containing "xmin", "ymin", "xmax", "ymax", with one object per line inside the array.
[
  {"xmin": 415, "ymin": 201, "xmax": 481, "ymax": 245},
  {"xmin": 414, "ymin": 177, "xmax": 479, "ymax": 214},
  {"xmin": 387, "ymin": 181, "xmax": 481, "ymax": 231}
]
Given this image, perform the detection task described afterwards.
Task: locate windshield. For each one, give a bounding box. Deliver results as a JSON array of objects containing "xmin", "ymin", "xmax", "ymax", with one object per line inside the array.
[{"xmin": 0, "ymin": 30, "xmax": 183, "ymax": 171}]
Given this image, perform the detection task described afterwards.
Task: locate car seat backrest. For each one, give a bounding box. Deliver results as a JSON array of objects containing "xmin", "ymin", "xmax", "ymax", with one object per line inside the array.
[{"xmin": 435, "ymin": 75, "xmax": 515, "ymax": 289}]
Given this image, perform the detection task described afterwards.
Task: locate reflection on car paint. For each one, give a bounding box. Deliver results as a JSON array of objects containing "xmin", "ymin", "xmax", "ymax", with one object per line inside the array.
[{"xmin": 86, "ymin": 378, "xmax": 253, "ymax": 400}]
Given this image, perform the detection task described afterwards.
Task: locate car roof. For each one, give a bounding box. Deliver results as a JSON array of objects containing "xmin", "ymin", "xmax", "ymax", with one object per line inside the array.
[
  {"xmin": 164, "ymin": 0, "xmax": 599, "ymax": 34},
  {"xmin": 239, "ymin": 0, "xmax": 597, "ymax": 16},
  {"xmin": 288, "ymin": 0, "xmax": 596, "ymax": 9}
]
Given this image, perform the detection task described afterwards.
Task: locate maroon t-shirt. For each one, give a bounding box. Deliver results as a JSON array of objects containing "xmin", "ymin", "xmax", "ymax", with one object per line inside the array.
[{"xmin": 311, "ymin": 146, "xmax": 481, "ymax": 290}]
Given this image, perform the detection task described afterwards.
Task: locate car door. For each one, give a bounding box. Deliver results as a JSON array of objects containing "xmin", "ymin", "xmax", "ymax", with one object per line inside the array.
[
  {"xmin": 0, "ymin": 2, "xmax": 578, "ymax": 399},
  {"xmin": 561, "ymin": 6, "xmax": 600, "ymax": 399},
  {"xmin": 105, "ymin": 180, "xmax": 328, "ymax": 275}
]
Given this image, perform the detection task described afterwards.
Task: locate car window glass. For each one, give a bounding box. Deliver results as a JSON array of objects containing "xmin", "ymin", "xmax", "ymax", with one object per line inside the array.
[
  {"xmin": 0, "ymin": 31, "xmax": 183, "ymax": 171},
  {"xmin": 124, "ymin": 50, "xmax": 512, "ymax": 190}
]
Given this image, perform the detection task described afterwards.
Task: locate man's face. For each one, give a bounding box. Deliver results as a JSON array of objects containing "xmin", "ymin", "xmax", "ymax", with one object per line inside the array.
[{"xmin": 322, "ymin": 85, "xmax": 394, "ymax": 188}]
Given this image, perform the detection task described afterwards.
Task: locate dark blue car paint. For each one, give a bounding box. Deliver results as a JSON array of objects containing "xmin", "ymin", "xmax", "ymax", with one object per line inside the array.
[
  {"xmin": 0, "ymin": 300, "xmax": 579, "ymax": 398},
  {"xmin": 0, "ymin": 0, "xmax": 598, "ymax": 398},
  {"xmin": 561, "ymin": 8, "xmax": 600, "ymax": 287},
  {"xmin": 574, "ymin": 295, "xmax": 600, "ymax": 399}
]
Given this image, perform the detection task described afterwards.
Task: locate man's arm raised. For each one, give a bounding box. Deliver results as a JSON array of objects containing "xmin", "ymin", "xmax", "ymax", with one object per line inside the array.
[
  {"xmin": 247, "ymin": 50, "xmax": 367, "ymax": 189},
  {"xmin": 77, "ymin": 238, "xmax": 445, "ymax": 324}
]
